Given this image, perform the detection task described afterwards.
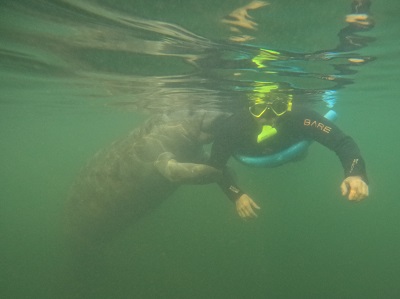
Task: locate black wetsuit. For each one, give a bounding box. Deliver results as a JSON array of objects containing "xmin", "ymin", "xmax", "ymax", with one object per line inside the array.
[{"xmin": 208, "ymin": 107, "xmax": 368, "ymax": 201}]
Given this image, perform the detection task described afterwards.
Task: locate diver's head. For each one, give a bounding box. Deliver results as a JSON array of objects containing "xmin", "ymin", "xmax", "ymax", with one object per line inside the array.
[{"xmin": 249, "ymin": 95, "xmax": 292, "ymax": 124}]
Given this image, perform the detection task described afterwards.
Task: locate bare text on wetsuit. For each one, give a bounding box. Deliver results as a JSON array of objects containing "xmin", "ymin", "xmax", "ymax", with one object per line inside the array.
[{"xmin": 303, "ymin": 119, "xmax": 331, "ymax": 133}]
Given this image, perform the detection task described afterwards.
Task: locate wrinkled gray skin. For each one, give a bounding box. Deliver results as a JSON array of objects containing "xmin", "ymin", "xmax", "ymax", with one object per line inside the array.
[{"xmin": 65, "ymin": 109, "xmax": 230, "ymax": 249}]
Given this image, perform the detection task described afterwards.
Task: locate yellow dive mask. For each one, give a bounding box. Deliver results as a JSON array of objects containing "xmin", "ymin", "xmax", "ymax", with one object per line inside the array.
[{"xmin": 249, "ymin": 98, "xmax": 292, "ymax": 118}]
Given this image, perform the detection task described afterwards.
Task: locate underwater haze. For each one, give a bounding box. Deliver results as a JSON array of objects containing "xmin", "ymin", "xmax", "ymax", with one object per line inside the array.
[{"xmin": 1, "ymin": 0, "xmax": 400, "ymax": 298}]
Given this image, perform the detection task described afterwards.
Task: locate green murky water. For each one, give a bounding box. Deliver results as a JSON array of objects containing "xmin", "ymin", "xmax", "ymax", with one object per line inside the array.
[{"xmin": 1, "ymin": 1, "xmax": 399, "ymax": 298}]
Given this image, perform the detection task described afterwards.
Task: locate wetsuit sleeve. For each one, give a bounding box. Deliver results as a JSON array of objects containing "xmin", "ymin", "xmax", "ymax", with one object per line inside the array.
[
  {"xmin": 208, "ymin": 112, "xmax": 254, "ymax": 201},
  {"xmin": 218, "ymin": 168, "xmax": 244, "ymax": 202},
  {"xmin": 288, "ymin": 109, "xmax": 368, "ymax": 183}
]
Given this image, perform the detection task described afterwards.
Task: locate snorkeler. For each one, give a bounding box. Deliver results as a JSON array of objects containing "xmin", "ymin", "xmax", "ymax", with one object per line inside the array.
[{"xmin": 208, "ymin": 94, "xmax": 369, "ymax": 218}]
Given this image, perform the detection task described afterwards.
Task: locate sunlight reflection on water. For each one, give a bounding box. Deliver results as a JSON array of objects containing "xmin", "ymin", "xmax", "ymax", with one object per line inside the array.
[{"xmin": 1, "ymin": 0, "xmax": 376, "ymax": 114}]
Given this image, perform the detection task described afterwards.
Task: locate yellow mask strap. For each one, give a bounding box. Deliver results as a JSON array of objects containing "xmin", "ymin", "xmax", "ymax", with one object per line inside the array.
[{"xmin": 287, "ymin": 100, "xmax": 292, "ymax": 112}]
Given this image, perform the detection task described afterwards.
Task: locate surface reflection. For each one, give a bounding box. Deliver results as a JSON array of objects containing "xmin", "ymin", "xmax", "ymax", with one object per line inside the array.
[{"xmin": 0, "ymin": 0, "xmax": 375, "ymax": 113}]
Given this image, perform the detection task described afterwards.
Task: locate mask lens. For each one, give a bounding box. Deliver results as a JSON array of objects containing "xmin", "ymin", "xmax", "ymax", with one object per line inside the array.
[
  {"xmin": 271, "ymin": 100, "xmax": 288, "ymax": 116},
  {"xmin": 249, "ymin": 103, "xmax": 268, "ymax": 117}
]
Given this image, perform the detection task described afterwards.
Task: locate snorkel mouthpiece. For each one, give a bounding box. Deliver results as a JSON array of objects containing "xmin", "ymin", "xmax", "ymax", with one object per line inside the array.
[{"xmin": 257, "ymin": 125, "xmax": 277, "ymax": 143}]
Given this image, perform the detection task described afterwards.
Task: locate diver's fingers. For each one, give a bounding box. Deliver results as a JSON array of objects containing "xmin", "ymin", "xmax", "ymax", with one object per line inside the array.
[
  {"xmin": 352, "ymin": 180, "xmax": 369, "ymax": 201},
  {"xmin": 236, "ymin": 201, "xmax": 245, "ymax": 218},
  {"xmin": 341, "ymin": 181, "xmax": 349, "ymax": 197},
  {"xmin": 346, "ymin": 178, "xmax": 369, "ymax": 201},
  {"xmin": 348, "ymin": 188, "xmax": 358, "ymax": 200},
  {"xmin": 362, "ymin": 182, "xmax": 369, "ymax": 198},
  {"xmin": 237, "ymin": 203, "xmax": 254, "ymax": 219},
  {"xmin": 236, "ymin": 194, "xmax": 260, "ymax": 219},
  {"xmin": 243, "ymin": 201, "xmax": 258, "ymax": 218},
  {"xmin": 250, "ymin": 199, "xmax": 261, "ymax": 210},
  {"xmin": 348, "ymin": 180, "xmax": 361, "ymax": 201},
  {"xmin": 245, "ymin": 206, "xmax": 258, "ymax": 218}
]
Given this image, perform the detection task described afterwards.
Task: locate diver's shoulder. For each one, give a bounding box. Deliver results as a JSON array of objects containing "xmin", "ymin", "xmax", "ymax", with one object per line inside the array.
[{"xmin": 289, "ymin": 106, "xmax": 322, "ymax": 118}]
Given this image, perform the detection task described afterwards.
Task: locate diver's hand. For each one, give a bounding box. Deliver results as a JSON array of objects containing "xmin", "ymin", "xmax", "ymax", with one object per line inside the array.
[
  {"xmin": 236, "ymin": 194, "xmax": 260, "ymax": 219},
  {"xmin": 340, "ymin": 176, "xmax": 369, "ymax": 201}
]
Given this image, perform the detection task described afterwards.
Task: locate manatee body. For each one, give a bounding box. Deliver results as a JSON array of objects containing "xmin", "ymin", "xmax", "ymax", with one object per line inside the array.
[{"xmin": 65, "ymin": 110, "xmax": 229, "ymax": 248}]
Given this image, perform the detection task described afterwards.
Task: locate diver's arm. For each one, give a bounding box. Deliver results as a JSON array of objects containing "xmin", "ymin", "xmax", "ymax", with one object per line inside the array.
[
  {"xmin": 210, "ymin": 139, "xmax": 246, "ymax": 202},
  {"xmin": 209, "ymin": 139, "xmax": 244, "ymax": 201},
  {"xmin": 208, "ymin": 113, "xmax": 261, "ymax": 217},
  {"xmin": 208, "ymin": 111, "xmax": 252, "ymax": 200},
  {"xmin": 217, "ymin": 167, "xmax": 244, "ymax": 201},
  {"xmin": 217, "ymin": 169, "xmax": 260, "ymax": 218},
  {"xmin": 290, "ymin": 109, "xmax": 369, "ymax": 200},
  {"xmin": 291, "ymin": 110, "xmax": 367, "ymax": 179}
]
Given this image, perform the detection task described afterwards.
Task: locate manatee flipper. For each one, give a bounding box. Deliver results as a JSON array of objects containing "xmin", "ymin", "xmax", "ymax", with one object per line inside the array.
[{"xmin": 154, "ymin": 152, "xmax": 222, "ymax": 184}]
